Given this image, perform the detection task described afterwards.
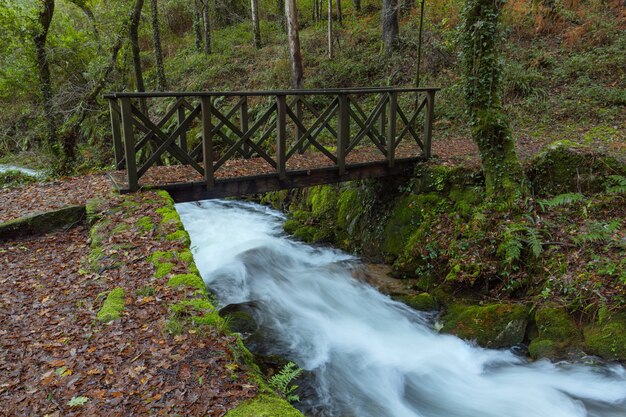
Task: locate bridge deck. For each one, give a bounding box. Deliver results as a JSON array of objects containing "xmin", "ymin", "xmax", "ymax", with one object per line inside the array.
[{"xmin": 105, "ymin": 87, "xmax": 438, "ymax": 201}]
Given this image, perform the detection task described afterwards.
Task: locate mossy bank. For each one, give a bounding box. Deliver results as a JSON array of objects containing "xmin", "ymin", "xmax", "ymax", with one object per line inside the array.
[{"xmin": 264, "ymin": 141, "xmax": 626, "ymax": 362}]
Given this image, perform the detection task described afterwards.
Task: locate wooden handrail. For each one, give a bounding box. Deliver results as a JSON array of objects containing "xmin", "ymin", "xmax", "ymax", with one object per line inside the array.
[{"xmin": 106, "ymin": 88, "xmax": 437, "ymax": 192}]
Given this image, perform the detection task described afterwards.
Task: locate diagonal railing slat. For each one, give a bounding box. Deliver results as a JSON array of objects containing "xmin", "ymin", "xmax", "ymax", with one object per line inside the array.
[{"xmin": 105, "ymin": 87, "xmax": 438, "ymax": 192}]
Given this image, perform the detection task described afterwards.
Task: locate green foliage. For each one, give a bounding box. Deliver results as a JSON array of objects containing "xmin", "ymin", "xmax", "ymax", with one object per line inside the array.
[
  {"xmin": 0, "ymin": 170, "xmax": 40, "ymax": 188},
  {"xmin": 538, "ymin": 193, "xmax": 585, "ymax": 210},
  {"xmin": 268, "ymin": 362, "xmax": 303, "ymax": 403},
  {"xmin": 606, "ymin": 175, "xmax": 626, "ymax": 194},
  {"xmin": 67, "ymin": 396, "xmax": 89, "ymax": 407},
  {"xmin": 497, "ymin": 221, "xmax": 542, "ymax": 269},
  {"xmin": 573, "ymin": 220, "xmax": 622, "ymax": 246}
]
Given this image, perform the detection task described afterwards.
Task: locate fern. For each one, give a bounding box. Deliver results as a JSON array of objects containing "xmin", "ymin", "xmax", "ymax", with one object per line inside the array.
[
  {"xmin": 268, "ymin": 362, "xmax": 303, "ymax": 403},
  {"xmin": 573, "ymin": 220, "xmax": 622, "ymax": 246},
  {"xmin": 606, "ymin": 175, "xmax": 626, "ymax": 194},
  {"xmin": 525, "ymin": 228, "xmax": 543, "ymax": 258},
  {"xmin": 538, "ymin": 193, "xmax": 585, "ymax": 210}
]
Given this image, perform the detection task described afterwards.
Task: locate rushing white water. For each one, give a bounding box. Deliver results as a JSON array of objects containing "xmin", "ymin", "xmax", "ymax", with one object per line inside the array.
[
  {"xmin": 177, "ymin": 200, "xmax": 626, "ymax": 417},
  {"xmin": 0, "ymin": 164, "xmax": 43, "ymax": 177}
]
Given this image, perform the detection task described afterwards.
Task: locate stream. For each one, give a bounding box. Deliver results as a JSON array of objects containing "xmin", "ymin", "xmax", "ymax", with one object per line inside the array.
[{"xmin": 176, "ymin": 199, "xmax": 626, "ymax": 417}]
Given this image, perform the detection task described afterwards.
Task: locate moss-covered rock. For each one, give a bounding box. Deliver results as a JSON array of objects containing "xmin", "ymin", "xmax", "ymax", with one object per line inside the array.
[
  {"xmin": 85, "ymin": 198, "xmax": 107, "ymax": 225},
  {"xmin": 0, "ymin": 205, "xmax": 85, "ymax": 239},
  {"xmin": 136, "ymin": 215, "xmax": 154, "ymax": 232},
  {"xmin": 225, "ymin": 394, "xmax": 304, "ymax": 417},
  {"xmin": 527, "ymin": 141, "xmax": 626, "ymax": 196},
  {"xmin": 97, "ymin": 287, "xmax": 126, "ymax": 322},
  {"xmin": 528, "ymin": 306, "xmax": 583, "ymax": 360},
  {"xmin": 307, "ymin": 185, "xmax": 338, "ymax": 218},
  {"xmin": 397, "ymin": 293, "xmax": 439, "ymax": 311},
  {"xmin": 166, "ymin": 229, "xmax": 191, "ymax": 245},
  {"xmin": 442, "ymin": 303, "xmax": 530, "ymax": 348},
  {"xmin": 155, "ymin": 262, "xmax": 175, "ymax": 278},
  {"xmin": 583, "ymin": 313, "xmax": 626, "ymax": 361}
]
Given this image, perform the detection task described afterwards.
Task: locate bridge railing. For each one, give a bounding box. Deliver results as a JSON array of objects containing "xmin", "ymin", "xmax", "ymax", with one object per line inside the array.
[{"xmin": 104, "ymin": 87, "xmax": 438, "ymax": 191}]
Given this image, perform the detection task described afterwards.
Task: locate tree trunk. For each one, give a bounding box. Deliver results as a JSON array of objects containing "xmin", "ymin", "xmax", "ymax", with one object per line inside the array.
[
  {"xmin": 150, "ymin": 0, "xmax": 167, "ymax": 91},
  {"xmin": 382, "ymin": 0, "xmax": 399, "ymax": 55},
  {"xmin": 193, "ymin": 0, "xmax": 203, "ymax": 51},
  {"xmin": 251, "ymin": 0, "xmax": 261, "ymax": 48},
  {"xmin": 353, "ymin": 0, "xmax": 360, "ymax": 13},
  {"xmin": 34, "ymin": 0, "xmax": 56, "ymax": 145},
  {"xmin": 129, "ymin": 0, "xmax": 146, "ymax": 99},
  {"xmin": 401, "ymin": 0, "xmax": 414, "ymax": 14},
  {"xmin": 201, "ymin": 0, "xmax": 212, "ymax": 54},
  {"xmin": 327, "ymin": 0, "xmax": 333, "ymax": 59},
  {"xmin": 336, "ymin": 0, "xmax": 343, "ymax": 24},
  {"xmin": 462, "ymin": 0, "xmax": 525, "ymax": 201},
  {"xmin": 285, "ymin": 0, "xmax": 303, "ymax": 89}
]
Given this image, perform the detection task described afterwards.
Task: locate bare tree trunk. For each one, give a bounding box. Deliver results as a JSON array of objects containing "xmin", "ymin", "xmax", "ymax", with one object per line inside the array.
[
  {"xmin": 34, "ymin": 0, "xmax": 56, "ymax": 145},
  {"xmin": 150, "ymin": 0, "xmax": 167, "ymax": 90},
  {"xmin": 285, "ymin": 0, "xmax": 303, "ymax": 89},
  {"xmin": 201, "ymin": 0, "xmax": 212, "ymax": 54},
  {"xmin": 327, "ymin": 0, "xmax": 333, "ymax": 59},
  {"xmin": 336, "ymin": 0, "xmax": 343, "ymax": 24},
  {"xmin": 129, "ymin": 0, "xmax": 146, "ymax": 112},
  {"xmin": 353, "ymin": 0, "xmax": 361, "ymax": 13},
  {"xmin": 193, "ymin": 0, "xmax": 203, "ymax": 51},
  {"xmin": 382, "ymin": 0, "xmax": 399, "ymax": 55},
  {"xmin": 251, "ymin": 0, "xmax": 261, "ymax": 48}
]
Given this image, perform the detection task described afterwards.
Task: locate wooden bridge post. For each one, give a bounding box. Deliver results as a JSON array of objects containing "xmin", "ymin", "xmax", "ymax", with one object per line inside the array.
[
  {"xmin": 423, "ymin": 90, "xmax": 435, "ymax": 159},
  {"xmin": 296, "ymin": 98, "xmax": 305, "ymax": 154},
  {"xmin": 379, "ymin": 95, "xmax": 387, "ymax": 146},
  {"xmin": 241, "ymin": 96, "xmax": 251, "ymax": 158},
  {"xmin": 200, "ymin": 96, "xmax": 215, "ymax": 189},
  {"xmin": 387, "ymin": 91, "xmax": 397, "ymax": 168},
  {"xmin": 337, "ymin": 93, "xmax": 349, "ymax": 176},
  {"xmin": 119, "ymin": 97, "xmax": 138, "ymax": 191},
  {"xmin": 276, "ymin": 95, "xmax": 287, "ymax": 180},
  {"xmin": 108, "ymin": 99, "xmax": 125, "ymax": 170},
  {"xmin": 177, "ymin": 104, "xmax": 188, "ymax": 153}
]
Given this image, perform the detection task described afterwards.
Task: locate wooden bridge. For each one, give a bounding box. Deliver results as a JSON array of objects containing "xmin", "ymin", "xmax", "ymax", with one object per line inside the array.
[{"xmin": 104, "ymin": 87, "xmax": 438, "ymax": 202}]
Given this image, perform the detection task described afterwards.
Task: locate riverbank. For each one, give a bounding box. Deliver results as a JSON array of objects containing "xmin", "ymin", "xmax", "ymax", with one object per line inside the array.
[{"xmin": 265, "ymin": 140, "xmax": 626, "ymax": 362}]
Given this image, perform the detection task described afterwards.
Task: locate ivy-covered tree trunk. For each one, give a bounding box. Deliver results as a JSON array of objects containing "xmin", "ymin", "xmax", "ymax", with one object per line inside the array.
[
  {"xmin": 150, "ymin": 0, "xmax": 167, "ymax": 91},
  {"xmin": 34, "ymin": 0, "xmax": 56, "ymax": 146},
  {"xmin": 251, "ymin": 0, "xmax": 261, "ymax": 48},
  {"xmin": 129, "ymin": 0, "xmax": 146, "ymax": 93},
  {"xmin": 461, "ymin": 0, "xmax": 525, "ymax": 201}
]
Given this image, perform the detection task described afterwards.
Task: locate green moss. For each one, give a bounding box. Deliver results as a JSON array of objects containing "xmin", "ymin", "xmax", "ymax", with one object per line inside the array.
[
  {"xmin": 528, "ymin": 339, "xmax": 557, "ymax": 359},
  {"xmin": 170, "ymin": 298, "xmax": 214, "ymax": 316},
  {"xmin": 177, "ymin": 249, "xmax": 200, "ymax": 275},
  {"xmin": 527, "ymin": 141, "xmax": 626, "ymax": 195},
  {"xmin": 397, "ymin": 293, "xmax": 439, "ymax": 311},
  {"xmin": 155, "ymin": 262, "xmax": 175, "ymax": 278},
  {"xmin": 292, "ymin": 225, "xmax": 316, "ymax": 242},
  {"xmin": 96, "ymin": 287, "xmax": 126, "ymax": 322},
  {"xmin": 156, "ymin": 206, "xmax": 181, "ymax": 226},
  {"xmin": 528, "ymin": 307, "xmax": 582, "ymax": 359},
  {"xmin": 583, "ymin": 313, "xmax": 626, "ymax": 361},
  {"xmin": 442, "ymin": 303, "xmax": 530, "ymax": 348},
  {"xmin": 136, "ymin": 216, "xmax": 154, "ymax": 232},
  {"xmin": 149, "ymin": 250, "xmax": 175, "ymax": 265},
  {"xmin": 283, "ymin": 219, "xmax": 303, "ymax": 234},
  {"xmin": 166, "ymin": 230, "xmax": 191, "ymax": 245},
  {"xmin": 0, "ymin": 169, "xmax": 39, "ymax": 188},
  {"xmin": 168, "ymin": 273, "xmax": 207, "ymax": 293},
  {"xmin": 307, "ymin": 185, "xmax": 338, "ymax": 218},
  {"xmin": 112, "ymin": 223, "xmax": 130, "ymax": 234},
  {"xmin": 225, "ymin": 394, "xmax": 304, "ymax": 417},
  {"xmin": 383, "ymin": 193, "xmax": 443, "ymax": 257},
  {"xmin": 260, "ymin": 190, "xmax": 290, "ymax": 209},
  {"xmin": 85, "ymin": 198, "xmax": 107, "ymax": 225}
]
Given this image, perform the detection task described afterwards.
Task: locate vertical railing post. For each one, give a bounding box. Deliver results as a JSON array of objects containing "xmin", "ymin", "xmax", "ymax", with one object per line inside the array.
[
  {"xmin": 337, "ymin": 93, "xmax": 349, "ymax": 176},
  {"xmin": 119, "ymin": 97, "xmax": 138, "ymax": 191},
  {"xmin": 387, "ymin": 91, "xmax": 397, "ymax": 168},
  {"xmin": 240, "ymin": 96, "xmax": 250, "ymax": 158},
  {"xmin": 276, "ymin": 95, "xmax": 287, "ymax": 180},
  {"xmin": 296, "ymin": 97, "xmax": 305, "ymax": 154},
  {"xmin": 109, "ymin": 98, "xmax": 125, "ymax": 170},
  {"xmin": 200, "ymin": 96, "xmax": 214, "ymax": 189},
  {"xmin": 422, "ymin": 90, "xmax": 435, "ymax": 159},
  {"xmin": 177, "ymin": 103, "xmax": 187, "ymax": 154}
]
